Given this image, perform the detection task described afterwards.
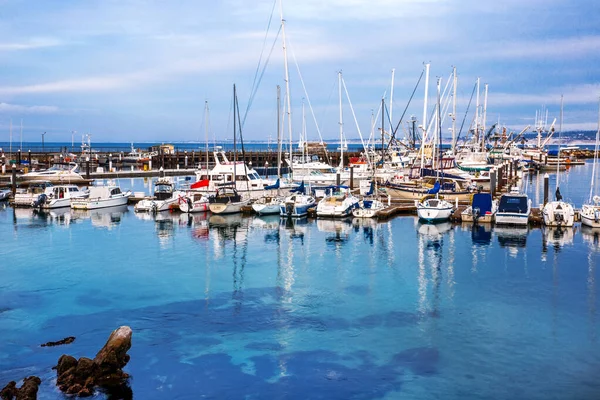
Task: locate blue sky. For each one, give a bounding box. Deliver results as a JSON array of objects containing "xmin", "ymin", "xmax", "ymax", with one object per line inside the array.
[{"xmin": 0, "ymin": 0, "xmax": 599, "ymax": 143}]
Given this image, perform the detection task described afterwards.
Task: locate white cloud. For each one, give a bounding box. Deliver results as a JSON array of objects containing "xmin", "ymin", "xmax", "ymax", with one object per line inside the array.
[
  {"xmin": 489, "ymin": 84, "xmax": 600, "ymax": 107},
  {"xmin": 0, "ymin": 102, "xmax": 60, "ymax": 114},
  {"xmin": 478, "ymin": 35, "xmax": 600, "ymax": 60},
  {"xmin": 0, "ymin": 37, "xmax": 64, "ymax": 51}
]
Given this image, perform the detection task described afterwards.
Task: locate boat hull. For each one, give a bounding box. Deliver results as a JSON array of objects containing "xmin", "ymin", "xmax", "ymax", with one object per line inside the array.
[
  {"xmin": 209, "ymin": 200, "xmax": 250, "ymax": 214},
  {"xmin": 71, "ymin": 193, "xmax": 131, "ymax": 210},
  {"xmin": 385, "ymin": 184, "xmax": 473, "ymax": 202},
  {"xmin": 496, "ymin": 213, "xmax": 530, "ymax": 226},
  {"xmin": 542, "ymin": 201, "xmax": 575, "ymax": 227},
  {"xmin": 417, "ymin": 205, "xmax": 453, "ymax": 222},
  {"xmin": 581, "ymin": 205, "xmax": 600, "ymax": 228},
  {"xmin": 252, "ymin": 203, "xmax": 281, "ymax": 215}
]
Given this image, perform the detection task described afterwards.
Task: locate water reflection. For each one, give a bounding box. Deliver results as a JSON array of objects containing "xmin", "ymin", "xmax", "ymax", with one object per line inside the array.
[
  {"xmin": 71, "ymin": 204, "xmax": 128, "ymax": 229},
  {"xmin": 252, "ymin": 215, "xmax": 281, "ymax": 244},
  {"xmin": 12, "ymin": 207, "xmax": 78, "ymax": 227},
  {"xmin": 280, "ymin": 217, "xmax": 308, "ymax": 243},
  {"xmin": 581, "ymin": 226, "xmax": 600, "ymax": 251},
  {"xmin": 318, "ymin": 219, "xmax": 352, "ymax": 251},
  {"xmin": 496, "ymin": 225, "xmax": 529, "ymax": 256},
  {"xmin": 541, "ymin": 226, "xmax": 575, "ymax": 259},
  {"xmin": 351, "ymin": 217, "xmax": 379, "ymax": 245}
]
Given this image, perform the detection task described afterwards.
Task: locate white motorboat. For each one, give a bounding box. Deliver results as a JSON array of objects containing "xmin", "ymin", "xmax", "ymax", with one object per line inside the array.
[
  {"xmin": 13, "ymin": 181, "xmax": 54, "ymax": 207},
  {"xmin": 316, "ymin": 186, "xmax": 360, "ymax": 218},
  {"xmin": 178, "ymin": 191, "xmax": 210, "ymax": 213},
  {"xmin": 208, "ymin": 185, "xmax": 250, "ymax": 215},
  {"xmin": 39, "ymin": 184, "xmax": 89, "ymax": 209},
  {"xmin": 22, "ymin": 162, "xmax": 86, "ymax": 183},
  {"xmin": 280, "ymin": 183, "xmax": 316, "ymax": 217},
  {"xmin": 71, "ymin": 183, "xmax": 131, "ymax": 210},
  {"xmin": 134, "ymin": 178, "xmax": 181, "ymax": 213},
  {"xmin": 0, "ymin": 188, "xmax": 11, "ymax": 201},
  {"xmin": 461, "ymin": 193, "xmax": 497, "ymax": 223},
  {"xmin": 496, "ymin": 192, "xmax": 531, "ymax": 226}
]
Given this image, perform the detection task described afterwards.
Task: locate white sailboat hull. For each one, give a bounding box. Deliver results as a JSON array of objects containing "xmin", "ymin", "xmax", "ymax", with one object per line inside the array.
[
  {"xmin": 542, "ymin": 201, "xmax": 575, "ymax": 227},
  {"xmin": 581, "ymin": 204, "xmax": 600, "ymax": 228}
]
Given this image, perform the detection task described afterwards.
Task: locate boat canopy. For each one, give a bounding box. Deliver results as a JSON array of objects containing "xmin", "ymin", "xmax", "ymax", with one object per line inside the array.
[
  {"xmin": 427, "ymin": 181, "xmax": 440, "ymax": 195},
  {"xmin": 471, "ymin": 193, "xmax": 493, "ymax": 214},
  {"xmin": 265, "ymin": 179, "xmax": 280, "ymax": 190},
  {"xmin": 498, "ymin": 195, "xmax": 528, "ymax": 213},
  {"xmin": 290, "ymin": 181, "xmax": 305, "ymax": 194}
]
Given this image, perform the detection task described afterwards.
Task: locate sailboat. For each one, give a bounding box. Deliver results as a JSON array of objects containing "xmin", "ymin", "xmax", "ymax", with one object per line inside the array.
[
  {"xmin": 416, "ymin": 78, "xmax": 454, "ymax": 223},
  {"xmin": 280, "ymin": 181, "xmax": 316, "ymax": 217},
  {"xmin": 581, "ymin": 97, "xmax": 600, "ymax": 228},
  {"xmin": 252, "ymin": 86, "xmax": 285, "ymax": 216},
  {"xmin": 542, "ymin": 96, "xmax": 575, "ymax": 227},
  {"xmin": 352, "ymin": 180, "xmax": 385, "ymax": 218},
  {"xmin": 208, "ymin": 84, "xmax": 251, "ymax": 215}
]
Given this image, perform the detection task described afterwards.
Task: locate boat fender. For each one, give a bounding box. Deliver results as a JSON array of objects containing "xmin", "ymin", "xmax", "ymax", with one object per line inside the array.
[
  {"xmin": 595, "ymin": 209, "xmax": 600, "ymax": 223},
  {"xmin": 186, "ymin": 197, "xmax": 192, "ymax": 209}
]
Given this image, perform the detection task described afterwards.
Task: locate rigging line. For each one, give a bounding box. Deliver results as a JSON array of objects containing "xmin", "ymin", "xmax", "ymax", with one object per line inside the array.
[
  {"xmin": 455, "ymin": 81, "xmax": 477, "ymax": 148},
  {"xmin": 243, "ymin": 24, "xmax": 282, "ymax": 127},
  {"xmin": 245, "ymin": 0, "xmax": 278, "ymax": 110},
  {"xmin": 341, "ymin": 76, "xmax": 371, "ymax": 167},
  {"xmin": 288, "ymin": 36, "xmax": 331, "ymax": 164},
  {"xmin": 235, "ymin": 85, "xmax": 251, "ymax": 192},
  {"xmin": 387, "ymin": 68, "xmax": 424, "ymax": 150}
]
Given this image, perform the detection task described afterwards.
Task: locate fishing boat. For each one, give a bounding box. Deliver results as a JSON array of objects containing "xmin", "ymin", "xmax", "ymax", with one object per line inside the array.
[
  {"xmin": 22, "ymin": 162, "xmax": 86, "ymax": 183},
  {"xmin": 496, "ymin": 191, "xmax": 531, "ymax": 226},
  {"xmin": 71, "ymin": 182, "xmax": 131, "ymax": 210},
  {"xmin": 177, "ymin": 190, "xmax": 210, "ymax": 213},
  {"xmin": 542, "ymin": 97, "xmax": 575, "ymax": 227},
  {"xmin": 134, "ymin": 177, "xmax": 180, "ymax": 213},
  {"xmin": 316, "ymin": 185, "xmax": 360, "ymax": 218},
  {"xmin": 461, "ymin": 192, "xmax": 497, "ymax": 223},
  {"xmin": 12, "ymin": 181, "xmax": 54, "ymax": 207},
  {"xmin": 581, "ymin": 98, "xmax": 600, "ymax": 228},
  {"xmin": 280, "ymin": 182, "xmax": 316, "ymax": 217},
  {"xmin": 208, "ymin": 185, "xmax": 250, "ymax": 215},
  {"xmin": 38, "ymin": 184, "xmax": 90, "ymax": 209}
]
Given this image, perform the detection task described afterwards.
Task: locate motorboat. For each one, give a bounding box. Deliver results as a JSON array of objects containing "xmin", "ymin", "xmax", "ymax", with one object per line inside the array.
[
  {"xmin": 134, "ymin": 177, "xmax": 180, "ymax": 213},
  {"xmin": 280, "ymin": 182, "xmax": 316, "ymax": 217},
  {"xmin": 542, "ymin": 189, "xmax": 575, "ymax": 227},
  {"xmin": 71, "ymin": 182, "xmax": 131, "ymax": 210},
  {"xmin": 178, "ymin": 191, "xmax": 210, "ymax": 213},
  {"xmin": 496, "ymin": 192, "xmax": 531, "ymax": 226},
  {"xmin": 39, "ymin": 184, "xmax": 90, "ymax": 209},
  {"xmin": 461, "ymin": 193, "xmax": 497, "ymax": 224},
  {"xmin": 22, "ymin": 162, "xmax": 86, "ymax": 183},
  {"xmin": 208, "ymin": 185, "xmax": 250, "ymax": 215},
  {"xmin": 13, "ymin": 181, "xmax": 54, "ymax": 207},
  {"xmin": 315, "ymin": 186, "xmax": 360, "ymax": 218}
]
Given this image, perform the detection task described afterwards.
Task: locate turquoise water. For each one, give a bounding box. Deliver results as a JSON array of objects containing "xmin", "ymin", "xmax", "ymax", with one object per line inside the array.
[{"xmin": 1, "ymin": 168, "xmax": 600, "ymax": 399}]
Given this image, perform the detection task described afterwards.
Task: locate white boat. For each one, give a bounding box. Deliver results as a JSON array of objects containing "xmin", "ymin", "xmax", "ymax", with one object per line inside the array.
[
  {"xmin": 352, "ymin": 181, "xmax": 385, "ymax": 218},
  {"xmin": 542, "ymin": 196, "xmax": 575, "ymax": 227},
  {"xmin": 134, "ymin": 177, "xmax": 180, "ymax": 213},
  {"xmin": 461, "ymin": 193, "xmax": 497, "ymax": 223},
  {"xmin": 316, "ymin": 185, "xmax": 360, "ymax": 218},
  {"xmin": 13, "ymin": 181, "xmax": 54, "ymax": 207},
  {"xmin": 280, "ymin": 183, "xmax": 316, "ymax": 217},
  {"xmin": 39, "ymin": 184, "xmax": 89, "ymax": 209},
  {"xmin": 496, "ymin": 192, "xmax": 531, "ymax": 226},
  {"xmin": 71, "ymin": 183, "xmax": 131, "ymax": 210},
  {"xmin": 178, "ymin": 191, "xmax": 210, "ymax": 213},
  {"xmin": 22, "ymin": 162, "xmax": 86, "ymax": 183},
  {"xmin": 71, "ymin": 204, "xmax": 129, "ymax": 229},
  {"xmin": 417, "ymin": 194, "xmax": 454, "ymax": 223},
  {"xmin": 581, "ymin": 99, "xmax": 600, "ymax": 228},
  {"xmin": 208, "ymin": 186, "xmax": 250, "ymax": 215},
  {"xmin": 0, "ymin": 188, "xmax": 11, "ymax": 201},
  {"xmin": 252, "ymin": 196, "xmax": 283, "ymax": 215}
]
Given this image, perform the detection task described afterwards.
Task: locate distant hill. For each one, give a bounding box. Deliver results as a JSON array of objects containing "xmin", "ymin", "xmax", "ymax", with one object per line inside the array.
[{"xmin": 523, "ymin": 130, "xmax": 596, "ymax": 140}]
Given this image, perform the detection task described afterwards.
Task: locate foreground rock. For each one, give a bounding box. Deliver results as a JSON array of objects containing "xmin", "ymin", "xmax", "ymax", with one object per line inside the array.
[
  {"xmin": 54, "ymin": 326, "xmax": 132, "ymax": 397},
  {"xmin": 0, "ymin": 376, "xmax": 41, "ymax": 400}
]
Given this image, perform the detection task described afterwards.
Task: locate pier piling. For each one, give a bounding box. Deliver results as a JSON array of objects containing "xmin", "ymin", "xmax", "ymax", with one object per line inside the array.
[
  {"xmin": 490, "ymin": 169, "xmax": 496, "ymax": 197},
  {"xmin": 336, "ymin": 173, "xmax": 341, "ymax": 186},
  {"xmin": 543, "ymin": 173, "xmax": 549, "ymax": 205},
  {"xmin": 350, "ymin": 166, "xmax": 354, "ymax": 189},
  {"xmin": 11, "ymin": 164, "xmax": 16, "ymax": 195}
]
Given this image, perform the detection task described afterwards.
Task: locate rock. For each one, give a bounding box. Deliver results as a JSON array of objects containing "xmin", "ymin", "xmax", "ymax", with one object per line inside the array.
[
  {"xmin": 0, "ymin": 381, "xmax": 17, "ymax": 400},
  {"xmin": 54, "ymin": 326, "xmax": 132, "ymax": 397},
  {"xmin": 16, "ymin": 377, "xmax": 41, "ymax": 400},
  {"xmin": 0, "ymin": 377, "xmax": 41, "ymax": 400},
  {"xmin": 41, "ymin": 336, "xmax": 75, "ymax": 347}
]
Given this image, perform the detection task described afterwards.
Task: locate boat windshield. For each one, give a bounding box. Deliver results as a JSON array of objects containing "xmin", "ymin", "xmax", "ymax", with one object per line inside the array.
[
  {"xmin": 499, "ymin": 196, "xmax": 528, "ymax": 213},
  {"xmin": 155, "ymin": 184, "xmax": 172, "ymax": 193}
]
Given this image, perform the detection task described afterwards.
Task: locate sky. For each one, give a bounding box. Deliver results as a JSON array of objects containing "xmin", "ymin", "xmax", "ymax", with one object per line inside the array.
[{"xmin": 0, "ymin": 0, "xmax": 599, "ymax": 144}]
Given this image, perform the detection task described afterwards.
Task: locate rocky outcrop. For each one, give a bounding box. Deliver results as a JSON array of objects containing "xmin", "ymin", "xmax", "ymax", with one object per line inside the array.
[
  {"xmin": 0, "ymin": 376, "xmax": 41, "ymax": 400},
  {"xmin": 54, "ymin": 326, "xmax": 132, "ymax": 397},
  {"xmin": 40, "ymin": 336, "xmax": 75, "ymax": 347}
]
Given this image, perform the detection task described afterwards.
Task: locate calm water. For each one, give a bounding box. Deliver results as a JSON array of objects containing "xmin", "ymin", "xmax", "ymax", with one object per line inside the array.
[{"xmin": 1, "ymin": 166, "xmax": 600, "ymax": 399}]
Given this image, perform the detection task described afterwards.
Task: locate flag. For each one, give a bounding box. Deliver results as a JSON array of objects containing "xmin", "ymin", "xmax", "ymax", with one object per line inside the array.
[{"xmin": 191, "ymin": 179, "xmax": 210, "ymax": 189}]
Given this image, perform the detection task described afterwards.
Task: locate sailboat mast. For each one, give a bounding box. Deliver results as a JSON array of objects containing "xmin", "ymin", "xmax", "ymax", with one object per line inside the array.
[
  {"xmin": 591, "ymin": 97, "xmax": 600, "ymax": 203},
  {"xmin": 277, "ymin": 85, "xmax": 282, "ymax": 179},
  {"xmin": 279, "ymin": 0, "xmax": 293, "ymax": 173},
  {"xmin": 421, "ymin": 63, "xmax": 430, "ymax": 172},
  {"xmin": 381, "ymin": 97, "xmax": 385, "ymax": 162},
  {"xmin": 389, "ymin": 68, "xmax": 395, "ymax": 133},
  {"xmin": 233, "ymin": 84, "xmax": 237, "ymax": 185},
  {"xmin": 338, "ymin": 70, "xmax": 344, "ymax": 170},
  {"xmin": 204, "ymin": 101, "xmax": 209, "ymax": 174},
  {"xmin": 19, "ymin": 119, "xmax": 23, "ymax": 152},
  {"xmin": 557, "ymin": 94, "xmax": 563, "ymax": 190},
  {"xmin": 475, "ymin": 77, "xmax": 480, "ymax": 145},
  {"xmin": 482, "ymin": 83, "xmax": 488, "ymax": 152},
  {"xmin": 452, "ymin": 67, "xmax": 457, "ymax": 155},
  {"xmin": 437, "ymin": 77, "xmax": 442, "ymax": 173},
  {"xmin": 9, "ymin": 119, "xmax": 12, "ymax": 158}
]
